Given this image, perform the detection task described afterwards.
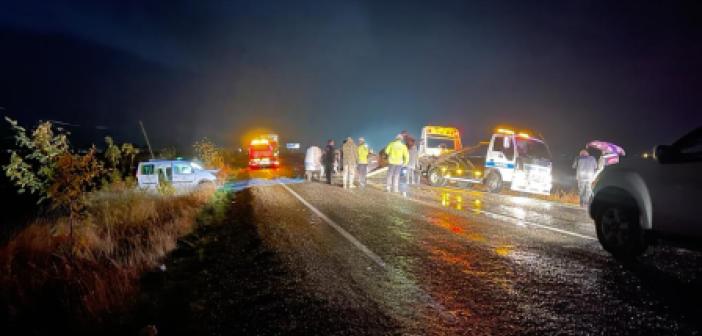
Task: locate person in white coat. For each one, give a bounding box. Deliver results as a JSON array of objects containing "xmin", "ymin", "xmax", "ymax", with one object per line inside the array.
[{"xmin": 304, "ymin": 145, "xmax": 323, "ymax": 181}]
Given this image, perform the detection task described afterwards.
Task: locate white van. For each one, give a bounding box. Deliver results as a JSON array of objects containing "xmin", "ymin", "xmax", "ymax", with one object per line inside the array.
[{"xmin": 136, "ymin": 160, "xmax": 217, "ymax": 192}]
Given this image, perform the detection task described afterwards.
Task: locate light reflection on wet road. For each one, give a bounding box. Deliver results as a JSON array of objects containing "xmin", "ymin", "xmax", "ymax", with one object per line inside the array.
[{"xmin": 231, "ymin": 170, "xmax": 702, "ymax": 335}]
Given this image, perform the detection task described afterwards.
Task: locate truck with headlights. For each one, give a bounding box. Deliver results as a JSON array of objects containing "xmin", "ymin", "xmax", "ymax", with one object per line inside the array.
[
  {"xmin": 417, "ymin": 125, "xmax": 462, "ymax": 178},
  {"xmin": 248, "ymin": 134, "xmax": 280, "ymax": 168},
  {"xmin": 427, "ymin": 128, "xmax": 553, "ymax": 196}
]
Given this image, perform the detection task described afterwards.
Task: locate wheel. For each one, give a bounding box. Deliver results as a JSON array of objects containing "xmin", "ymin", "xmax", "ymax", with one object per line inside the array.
[
  {"xmin": 485, "ymin": 171, "xmax": 502, "ymax": 193},
  {"xmin": 428, "ymin": 168, "xmax": 446, "ymax": 187},
  {"xmin": 595, "ymin": 203, "xmax": 647, "ymax": 259}
]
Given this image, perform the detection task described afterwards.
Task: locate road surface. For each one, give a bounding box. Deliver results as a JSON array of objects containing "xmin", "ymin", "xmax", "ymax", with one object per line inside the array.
[{"xmin": 132, "ymin": 174, "xmax": 702, "ymax": 335}]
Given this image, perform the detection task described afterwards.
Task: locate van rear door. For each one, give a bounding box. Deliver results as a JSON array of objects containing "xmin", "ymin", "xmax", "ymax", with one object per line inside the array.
[{"xmin": 138, "ymin": 163, "xmax": 158, "ymax": 189}]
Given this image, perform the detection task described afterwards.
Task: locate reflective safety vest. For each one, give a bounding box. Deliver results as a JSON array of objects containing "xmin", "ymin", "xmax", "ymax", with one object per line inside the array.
[
  {"xmin": 385, "ymin": 140, "xmax": 409, "ymax": 165},
  {"xmin": 357, "ymin": 144, "xmax": 369, "ymax": 164}
]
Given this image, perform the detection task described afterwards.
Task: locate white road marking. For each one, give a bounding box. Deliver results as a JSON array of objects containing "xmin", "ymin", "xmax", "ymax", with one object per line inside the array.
[
  {"xmin": 278, "ymin": 182, "xmax": 455, "ymax": 322},
  {"xmin": 368, "ymin": 182, "xmax": 598, "ymax": 241},
  {"xmin": 366, "ymin": 166, "xmax": 387, "ymax": 178},
  {"xmin": 278, "ymin": 182, "xmax": 387, "ymax": 268}
]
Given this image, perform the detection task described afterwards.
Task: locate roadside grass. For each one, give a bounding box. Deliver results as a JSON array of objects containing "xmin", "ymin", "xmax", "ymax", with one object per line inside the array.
[{"xmin": 0, "ymin": 184, "xmax": 216, "ymax": 331}]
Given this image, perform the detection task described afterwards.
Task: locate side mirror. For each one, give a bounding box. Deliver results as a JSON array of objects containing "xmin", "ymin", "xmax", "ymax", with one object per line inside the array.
[{"xmin": 653, "ymin": 145, "xmax": 676, "ymax": 164}]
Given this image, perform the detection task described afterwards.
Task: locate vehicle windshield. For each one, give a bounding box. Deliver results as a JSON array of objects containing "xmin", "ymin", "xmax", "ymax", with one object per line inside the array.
[
  {"xmin": 427, "ymin": 137, "xmax": 455, "ymax": 149},
  {"xmin": 251, "ymin": 144, "xmax": 271, "ymax": 151},
  {"xmin": 516, "ymin": 138, "xmax": 551, "ymax": 160}
]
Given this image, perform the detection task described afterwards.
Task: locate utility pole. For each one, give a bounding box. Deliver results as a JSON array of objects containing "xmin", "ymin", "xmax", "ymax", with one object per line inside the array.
[{"xmin": 139, "ymin": 120, "xmax": 155, "ymax": 159}]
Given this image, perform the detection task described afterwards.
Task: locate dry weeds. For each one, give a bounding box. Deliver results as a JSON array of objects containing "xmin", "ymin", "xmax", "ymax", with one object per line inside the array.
[{"xmin": 0, "ymin": 184, "xmax": 216, "ymax": 322}]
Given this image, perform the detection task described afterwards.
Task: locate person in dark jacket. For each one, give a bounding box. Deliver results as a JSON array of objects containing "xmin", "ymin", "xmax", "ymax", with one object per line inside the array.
[{"xmin": 323, "ymin": 139, "xmax": 335, "ymax": 184}]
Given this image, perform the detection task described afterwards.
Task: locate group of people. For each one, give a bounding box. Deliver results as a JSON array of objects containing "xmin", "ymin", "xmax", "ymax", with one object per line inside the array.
[
  {"xmin": 304, "ymin": 137, "xmax": 371, "ymax": 189},
  {"xmin": 304, "ymin": 131, "xmax": 420, "ymax": 195},
  {"xmin": 308, "ymin": 134, "xmax": 604, "ymax": 207}
]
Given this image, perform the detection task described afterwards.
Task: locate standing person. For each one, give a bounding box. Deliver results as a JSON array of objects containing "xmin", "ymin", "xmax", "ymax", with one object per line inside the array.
[
  {"xmin": 357, "ymin": 137, "xmax": 369, "ymax": 188},
  {"xmin": 333, "ymin": 149, "xmax": 341, "ymax": 176},
  {"xmin": 323, "ymin": 140, "xmax": 335, "ymax": 184},
  {"xmin": 399, "ymin": 166, "xmax": 410, "ymax": 197},
  {"xmin": 341, "ymin": 137, "xmax": 358, "ymax": 189},
  {"xmin": 573, "ymin": 149, "xmax": 598, "ymax": 207},
  {"xmin": 385, "ymin": 134, "xmax": 409, "ymax": 193},
  {"xmin": 406, "ymin": 137, "xmax": 419, "ymax": 185},
  {"xmin": 304, "ymin": 145, "xmax": 322, "ymax": 181}
]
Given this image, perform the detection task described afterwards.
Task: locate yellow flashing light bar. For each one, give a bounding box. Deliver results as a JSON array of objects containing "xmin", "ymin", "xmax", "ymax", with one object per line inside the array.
[
  {"xmin": 426, "ymin": 126, "xmax": 459, "ymax": 137},
  {"xmin": 251, "ymin": 138, "xmax": 269, "ymax": 145},
  {"xmin": 517, "ymin": 132, "xmax": 530, "ymax": 138},
  {"xmin": 496, "ymin": 128, "xmax": 515, "ymax": 135}
]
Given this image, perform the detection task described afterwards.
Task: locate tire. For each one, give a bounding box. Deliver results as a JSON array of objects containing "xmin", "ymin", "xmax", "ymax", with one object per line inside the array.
[
  {"xmin": 485, "ymin": 171, "xmax": 502, "ymax": 193},
  {"xmin": 595, "ymin": 203, "xmax": 647, "ymax": 259},
  {"xmin": 428, "ymin": 168, "xmax": 446, "ymax": 187}
]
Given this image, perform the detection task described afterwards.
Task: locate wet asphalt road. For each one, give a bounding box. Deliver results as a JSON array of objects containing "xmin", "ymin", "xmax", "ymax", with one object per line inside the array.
[{"xmin": 237, "ymin": 172, "xmax": 702, "ymax": 335}]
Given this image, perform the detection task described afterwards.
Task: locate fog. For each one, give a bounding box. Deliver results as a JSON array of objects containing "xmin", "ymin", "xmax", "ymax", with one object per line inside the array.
[{"xmin": 1, "ymin": 0, "xmax": 701, "ymax": 156}]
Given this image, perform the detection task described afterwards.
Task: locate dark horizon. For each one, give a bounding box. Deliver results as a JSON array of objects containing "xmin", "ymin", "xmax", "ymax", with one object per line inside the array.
[{"xmin": 1, "ymin": 0, "xmax": 701, "ymax": 156}]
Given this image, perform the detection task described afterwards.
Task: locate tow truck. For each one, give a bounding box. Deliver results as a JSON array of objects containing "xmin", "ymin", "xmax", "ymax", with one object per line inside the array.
[
  {"xmin": 417, "ymin": 125, "xmax": 462, "ymax": 177},
  {"xmin": 427, "ymin": 128, "xmax": 553, "ymax": 196},
  {"xmin": 248, "ymin": 134, "xmax": 280, "ymax": 168}
]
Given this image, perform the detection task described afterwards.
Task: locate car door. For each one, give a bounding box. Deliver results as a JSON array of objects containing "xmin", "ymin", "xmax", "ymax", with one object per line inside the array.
[
  {"xmin": 651, "ymin": 128, "xmax": 702, "ymax": 237},
  {"xmin": 487, "ymin": 135, "xmax": 515, "ymax": 181},
  {"xmin": 137, "ymin": 163, "xmax": 158, "ymax": 190},
  {"xmin": 156, "ymin": 165, "xmax": 172, "ymax": 187},
  {"xmin": 172, "ymin": 162, "xmax": 195, "ymax": 190}
]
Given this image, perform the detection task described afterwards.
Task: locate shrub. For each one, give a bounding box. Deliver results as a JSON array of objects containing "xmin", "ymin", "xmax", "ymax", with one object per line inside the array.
[
  {"xmin": 3, "ymin": 117, "xmax": 70, "ymax": 203},
  {"xmin": 120, "ymin": 143, "xmax": 139, "ymax": 176},
  {"xmin": 193, "ymin": 137, "xmax": 224, "ymax": 168},
  {"xmin": 103, "ymin": 136, "xmax": 121, "ymax": 170},
  {"xmin": 48, "ymin": 147, "xmax": 104, "ymax": 215},
  {"xmin": 158, "ymin": 147, "xmax": 177, "ymax": 160},
  {"xmin": 193, "ymin": 137, "xmax": 232, "ymax": 180}
]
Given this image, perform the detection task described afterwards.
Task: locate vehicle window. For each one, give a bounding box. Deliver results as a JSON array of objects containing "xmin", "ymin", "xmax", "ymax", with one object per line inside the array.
[
  {"xmin": 672, "ymin": 127, "xmax": 702, "ymax": 162},
  {"xmin": 251, "ymin": 145, "xmax": 271, "ymax": 151},
  {"xmin": 678, "ymin": 137, "xmax": 702, "ymax": 155},
  {"xmin": 174, "ymin": 163, "xmax": 193, "ymax": 174},
  {"xmin": 141, "ymin": 164, "xmax": 155, "ymax": 175},
  {"xmin": 491, "ymin": 136, "xmax": 515, "ymax": 160},
  {"xmin": 679, "ymin": 142, "xmax": 702, "ymax": 155},
  {"xmin": 158, "ymin": 167, "xmax": 173, "ymax": 182},
  {"xmin": 492, "ymin": 136, "xmax": 504, "ymax": 152},
  {"xmin": 516, "ymin": 139, "xmax": 551, "ymax": 160},
  {"xmin": 427, "ymin": 137, "xmax": 455, "ymax": 149}
]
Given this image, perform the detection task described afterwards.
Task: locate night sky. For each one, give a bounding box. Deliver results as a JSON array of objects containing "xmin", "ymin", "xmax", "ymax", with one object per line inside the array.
[{"xmin": 1, "ymin": 0, "xmax": 701, "ymax": 158}]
